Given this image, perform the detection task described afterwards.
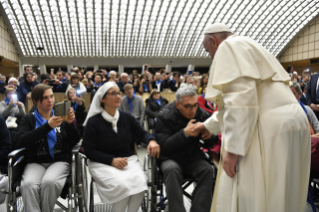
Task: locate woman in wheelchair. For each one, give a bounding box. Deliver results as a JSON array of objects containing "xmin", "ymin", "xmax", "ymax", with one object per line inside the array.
[
  {"xmin": 83, "ymin": 82, "xmax": 160, "ymax": 212},
  {"xmin": 17, "ymin": 84, "xmax": 81, "ymax": 212}
]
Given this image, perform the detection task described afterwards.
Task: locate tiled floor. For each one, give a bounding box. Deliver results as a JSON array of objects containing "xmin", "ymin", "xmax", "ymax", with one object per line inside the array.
[{"xmin": 0, "ymin": 146, "xmax": 317, "ymax": 212}]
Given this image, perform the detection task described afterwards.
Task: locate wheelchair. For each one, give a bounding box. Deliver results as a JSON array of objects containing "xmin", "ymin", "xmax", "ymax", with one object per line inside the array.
[
  {"xmin": 3, "ymin": 145, "xmax": 89, "ymax": 212},
  {"xmin": 143, "ymin": 150, "xmax": 218, "ymax": 212}
]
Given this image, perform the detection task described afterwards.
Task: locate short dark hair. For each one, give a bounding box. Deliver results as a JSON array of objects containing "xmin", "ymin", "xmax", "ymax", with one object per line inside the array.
[
  {"xmin": 286, "ymin": 65, "xmax": 293, "ymax": 73},
  {"xmin": 173, "ymin": 72, "xmax": 181, "ymax": 78},
  {"xmin": 95, "ymin": 74, "xmax": 103, "ymax": 80},
  {"xmin": 24, "ymin": 66, "xmax": 32, "ymax": 72},
  {"xmin": 24, "ymin": 72, "xmax": 33, "ymax": 81},
  {"xmin": 57, "ymin": 70, "xmax": 64, "ymax": 75},
  {"xmin": 31, "ymin": 84, "xmax": 52, "ymax": 104},
  {"xmin": 40, "ymin": 73, "xmax": 51, "ymax": 81}
]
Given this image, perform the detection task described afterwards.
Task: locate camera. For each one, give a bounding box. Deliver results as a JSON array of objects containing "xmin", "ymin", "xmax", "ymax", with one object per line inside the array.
[{"xmin": 47, "ymin": 79, "xmax": 55, "ymax": 85}]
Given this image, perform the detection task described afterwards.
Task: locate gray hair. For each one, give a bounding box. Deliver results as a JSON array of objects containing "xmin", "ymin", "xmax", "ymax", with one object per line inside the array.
[
  {"xmin": 121, "ymin": 73, "xmax": 128, "ymax": 78},
  {"xmin": 175, "ymin": 87, "xmax": 197, "ymax": 103},
  {"xmin": 290, "ymin": 81, "xmax": 302, "ymax": 94},
  {"xmin": 109, "ymin": 71, "xmax": 116, "ymax": 75}
]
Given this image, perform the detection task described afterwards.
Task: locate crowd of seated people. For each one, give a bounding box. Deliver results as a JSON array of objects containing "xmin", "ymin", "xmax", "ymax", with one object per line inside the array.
[{"xmin": 0, "ymin": 64, "xmax": 226, "ymax": 212}]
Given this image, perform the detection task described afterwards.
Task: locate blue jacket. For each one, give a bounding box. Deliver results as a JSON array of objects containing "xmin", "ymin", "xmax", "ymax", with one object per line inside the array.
[{"xmin": 18, "ymin": 81, "xmax": 38, "ymax": 103}]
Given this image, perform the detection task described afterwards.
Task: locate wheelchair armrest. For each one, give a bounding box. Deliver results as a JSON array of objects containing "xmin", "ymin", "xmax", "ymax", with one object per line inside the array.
[
  {"xmin": 8, "ymin": 148, "xmax": 27, "ymax": 165},
  {"xmin": 72, "ymin": 145, "xmax": 81, "ymax": 154}
]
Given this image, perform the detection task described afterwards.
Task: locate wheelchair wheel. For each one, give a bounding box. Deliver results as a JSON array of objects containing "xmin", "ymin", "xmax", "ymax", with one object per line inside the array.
[
  {"xmin": 6, "ymin": 195, "xmax": 23, "ymax": 212},
  {"xmin": 142, "ymin": 155, "xmax": 157, "ymax": 212},
  {"xmin": 77, "ymin": 154, "xmax": 89, "ymax": 212}
]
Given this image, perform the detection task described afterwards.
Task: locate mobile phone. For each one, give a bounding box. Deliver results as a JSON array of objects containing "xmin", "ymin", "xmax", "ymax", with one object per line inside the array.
[
  {"xmin": 12, "ymin": 94, "xmax": 17, "ymax": 104},
  {"xmin": 54, "ymin": 101, "xmax": 71, "ymax": 118},
  {"xmin": 76, "ymin": 89, "xmax": 81, "ymax": 97}
]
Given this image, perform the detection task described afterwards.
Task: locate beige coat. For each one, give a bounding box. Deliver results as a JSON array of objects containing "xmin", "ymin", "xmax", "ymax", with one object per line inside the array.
[{"xmin": 204, "ymin": 35, "xmax": 311, "ymax": 212}]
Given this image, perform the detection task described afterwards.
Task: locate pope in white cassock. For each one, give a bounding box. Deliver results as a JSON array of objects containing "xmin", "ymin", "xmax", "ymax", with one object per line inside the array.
[{"xmin": 194, "ymin": 23, "xmax": 311, "ymax": 212}]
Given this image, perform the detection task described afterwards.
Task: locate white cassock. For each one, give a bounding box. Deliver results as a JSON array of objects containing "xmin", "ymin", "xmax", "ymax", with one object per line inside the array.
[{"xmin": 204, "ymin": 35, "xmax": 311, "ymax": 212}]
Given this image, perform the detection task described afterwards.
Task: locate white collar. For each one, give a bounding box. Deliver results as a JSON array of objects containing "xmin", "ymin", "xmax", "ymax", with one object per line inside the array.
[{"xmin": 101, "ymin": 110, "xmax": 119, "ymax": 133}]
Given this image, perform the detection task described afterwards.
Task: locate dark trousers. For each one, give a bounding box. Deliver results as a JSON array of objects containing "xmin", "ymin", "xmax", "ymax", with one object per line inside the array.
[{"xmin": 161, "ymin": 159, "xmax": 213, "ymax": 212}]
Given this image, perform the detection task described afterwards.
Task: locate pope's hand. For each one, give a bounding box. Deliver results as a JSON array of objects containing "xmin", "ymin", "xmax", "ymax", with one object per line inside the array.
[
  {"xmin": 222, "ymin": 151, "xmax": 239, "ymax": 178},
  {"xmin": 192, "ymin": 122, "xmax": 206, "ymax": 132}
]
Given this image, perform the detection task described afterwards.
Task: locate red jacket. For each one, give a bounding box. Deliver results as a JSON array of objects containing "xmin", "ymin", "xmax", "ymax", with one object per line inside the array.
[{"xmin": 197, "ymin": 95, "xmax": 215, "ymax": 114}]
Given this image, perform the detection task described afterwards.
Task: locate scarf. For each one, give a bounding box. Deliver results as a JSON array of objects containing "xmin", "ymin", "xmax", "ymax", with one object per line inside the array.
[
  {"xmin": 34, "ymin": 109, "xmax": 57, "ymax": 159},
  {"xmin": 94, "ymin": 82, "xmax": 102, "ymax": 87},
  {"xmin": 299, "ymin": 100, "xmax": 307, "ymax": 116},
  {"xmin": 126, "ymin": 94, "xmax": 135, "ymax": 112},
  {"xmin": 143, "ymin": 84, "xmax": 148, "ymax": 92},
  {"xmin": 156, "ymin": 80, "xmax": 163, "ymax": 85},
  {"xmin": 299, "ymin": 100, "xmax": 314, "ymax": 135},
  {"xmin": 71, "ymin": 101, "xmax": 78, "ymax": 112},
  {"xmin": 56, "ymin": 77, "xmax": 66, "ymax": 89},
  {"xmin": 4, "ymin": 97, "xmax": 16, "ymax": 106},
  {"xmin": 101, "ymin": 110, "xmax": 119, "ymax": 133},
  {"xmin": 155, "ymin": 97, "xmax": 161, "ymax": 106},
  {"xmin": 171, "ymin": 79, "xmax": 175, "ymax": 84},
  {"xmin": 201, "ymin": 94, "xmax": 205, "ymax": 98}
]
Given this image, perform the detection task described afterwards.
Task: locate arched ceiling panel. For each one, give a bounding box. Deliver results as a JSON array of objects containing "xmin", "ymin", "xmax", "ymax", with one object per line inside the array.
[{"xmin": 1, "ymin": 0, "xmax": 318, "ymax": 58}]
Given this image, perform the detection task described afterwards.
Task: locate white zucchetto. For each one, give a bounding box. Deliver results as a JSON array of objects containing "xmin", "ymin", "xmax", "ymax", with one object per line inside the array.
[{"xmin": 203, "ymin": 23, "xmax": 232, "ymax": 35}]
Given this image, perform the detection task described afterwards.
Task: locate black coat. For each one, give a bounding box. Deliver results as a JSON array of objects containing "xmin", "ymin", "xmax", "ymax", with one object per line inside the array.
[
  {"xmin": 18, "ymin": 113, "xmax": 80, "ymax": 164},
  {"xmin": 83, "ymin": 111, "xmax": 154, "ymax": 166},
  {"xmin": 0, "ymin": 116, "xmax": 11, "ymax": 174},
  {"xmin": 306, "ymin": 74, "xmax": 319, "ymax": 119},
  {"xmin": 168, "ymin": 80, "xmax": 180, "ymax": 92},
  {"xmin": 145, "ymin": 97, "xmax": 169, "ymax": 128},
  {"xmin": 145, "ymin": 97, "xmax": 169, "ymax": 118},
  {"xmin": 156, "ymin": 102, "xmax": 218, "ymax": 164}
]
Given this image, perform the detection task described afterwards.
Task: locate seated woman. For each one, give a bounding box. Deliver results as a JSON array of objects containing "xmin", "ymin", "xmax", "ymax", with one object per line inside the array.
[
  {"xmin": 132, "ymin": 74, "xmax": 140, "ymax": 93},
  {"xmin": 197, "ymin": 85, "xmax": 216, "ymax": 114},
  {"xmin": 18, "ymin": 84, "xmax": 80, "ymax": 212},
  {"xmin": 1, "ymin": 77, "xmax": 20, "ymax": 94},
  {"xmin": 65, "ymin": 74, "xmax": 87, "ymax": 96},
  {"xmin": 93, "ymin": 74, "xmax": 103, "ymax": 90},
  {"xmin": 83, "ymin": 82, "xmax": 160, "ymax": 212},
  {"xmin": 145, "ymin": 89, "xmax": 168, "ymax": 136},
  {"xmin": 0, "ymin": 88, "xmax": 25, "ymax": 124},
  {"xmin": 66, "ymin": 88, "xmax": 87, "ymax": 136},
  {"xmin": 139, "ymin": 74, "xmax": 152, "ymax": 93},
  {"xmin": 180, "ymin": 76, "xmax": 198, "ymax": 91},
  {"xmin": 197, "ymin": 74, "xmax": 208, "ymax": 94},
  {"xmin": 18, "ymin": 73, "xmax": 38, "ymax": 103}
]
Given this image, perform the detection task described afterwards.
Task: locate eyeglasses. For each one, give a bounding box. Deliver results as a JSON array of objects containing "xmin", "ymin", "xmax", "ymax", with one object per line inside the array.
[
  {"xmin": 106, "ymin": 92, "xmax": 122, "ymax": 96},
  {"xmin": 181, "ymin": 103, "xmax": 198, "ymax": 110}
]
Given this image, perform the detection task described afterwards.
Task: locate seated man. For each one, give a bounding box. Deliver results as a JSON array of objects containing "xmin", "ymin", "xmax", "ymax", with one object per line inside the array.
[
  {"xmin": 119, "ymin": 84, "xmax": 145, "ymax": 146},
  {"xmin": 117, "ymin": 73, "xmax": 132, "ymax": 93},
  {"xmin": 53, "ymin": 71, "xmax": 69, "ymax": 93},
  {"xmin": 156, "ymin": 87, "xmax": 218, "ymax": 212},
  {"xmin": 119, "ymin": 84, "xmax": 145, "ymax": 126}
]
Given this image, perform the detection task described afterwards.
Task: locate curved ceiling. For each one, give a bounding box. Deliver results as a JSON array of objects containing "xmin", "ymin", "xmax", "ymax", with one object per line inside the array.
[{"xmin": 1, "ymin": 0, "xmax": 319, "ymax": 58}]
